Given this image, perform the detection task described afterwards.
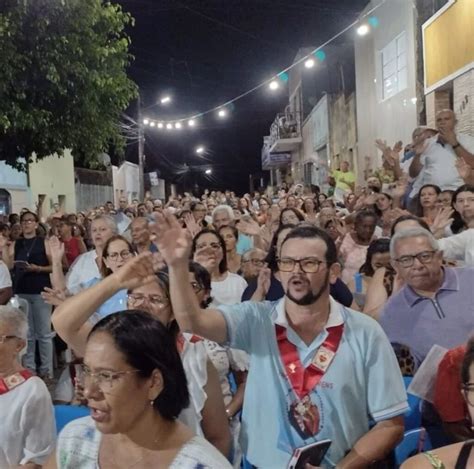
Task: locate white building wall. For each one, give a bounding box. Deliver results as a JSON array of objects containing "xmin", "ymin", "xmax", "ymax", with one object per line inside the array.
[
  {"xmin": 112, "ymin": 161, "xmax": 139, "ymax": 206},
  {"xmin": 355, "ymin": 0, "xmax": 418, "ymax": 178},
  {"xmin": 0, "ymin": 161, "xmax": 30, "ymax": 213}
]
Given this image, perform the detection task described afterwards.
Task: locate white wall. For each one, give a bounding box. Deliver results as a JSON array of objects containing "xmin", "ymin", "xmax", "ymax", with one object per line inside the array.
[
  {"xmin": 355, "ymin": 0, "xmax": 418, "ymax": 175},
  {"xmin": 0, "ymin": 161, "xmax": 30, "ymax": 213},
  {"xmin": 112, "ymin": 161, "xmax": 139, "ymax": 206}
]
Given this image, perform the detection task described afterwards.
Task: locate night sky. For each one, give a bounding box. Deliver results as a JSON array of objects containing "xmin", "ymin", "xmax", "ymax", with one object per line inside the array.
[{"xmin": 116, "ymin": 0, "xmax": 369, "ymax": 194}]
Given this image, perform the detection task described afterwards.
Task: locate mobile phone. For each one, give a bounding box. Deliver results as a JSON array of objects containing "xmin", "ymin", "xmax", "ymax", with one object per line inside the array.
[{"xmin": 287, "ymin": 439, "xmax": 331, "ymax": 469}]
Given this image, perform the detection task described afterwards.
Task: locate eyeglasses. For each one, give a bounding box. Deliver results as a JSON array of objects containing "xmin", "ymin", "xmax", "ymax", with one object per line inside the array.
[
  {"xmin": 462, "ymin": 383, "xmax": 474, "ymax": 407},
  {"xmin": 242, "ymin": 259, "xmax": 265, "ymax": 267},
  {"xmin": 81, "ymin": 364, "xmax": 140, "ymax": 393},
  {"xmin": 196, "ymin": 242, "xmax": 221, "ymax": 251},
  {"xmin": 277, "ymin": 257, "xmax": 325, "ymax": 273},
  {"xmin": 107, "ymin": 250, "xmax": 132, "ymax": 261},
  {"xmin": 0, "ymin": 335, "xmax": 18, "ymax": 344},
  {"xmin": 395, "ymin": 250, "xmax": 437, "ymax": 268},
  {"xmin": 190, "ymin": 281, "xmax": 203, "ymax": 293},
  {"xmin": 127, "ymin": 293, "xmax": 169, "ymax": 308},
  {"xmin": 21, "ymin": 219, "xmax": 35, "ymax": 224}
]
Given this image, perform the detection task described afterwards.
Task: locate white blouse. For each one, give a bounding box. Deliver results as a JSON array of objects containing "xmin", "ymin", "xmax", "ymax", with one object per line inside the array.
[
  {"xmin": 56, "ymin": 416, "xmax": 232, "ymax": 468},
  {"xmin": 0, "ymin": 376, "xmax": 56, "ymax": 467},
  {"xmin": 211, "ymin": 272, "xmax": 247, "ymax": 306}
]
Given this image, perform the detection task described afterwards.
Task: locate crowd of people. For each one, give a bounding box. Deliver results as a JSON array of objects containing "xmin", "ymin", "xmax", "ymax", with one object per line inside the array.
[{"xmin": 0, "ymin": 108, "xmax": 473, "ymax": 468}]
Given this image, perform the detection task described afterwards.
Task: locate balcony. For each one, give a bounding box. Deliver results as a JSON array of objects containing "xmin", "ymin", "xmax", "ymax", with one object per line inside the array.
[
  {"xmin": 261, "ymin": 136, "xmax": 292, "ymax": 171},
  {"xmin": 267, "ymin": 107, "xmax": 302, "ymax": 153}
]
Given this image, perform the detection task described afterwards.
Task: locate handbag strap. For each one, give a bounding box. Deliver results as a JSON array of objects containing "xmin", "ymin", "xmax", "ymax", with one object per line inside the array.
[{"xmin": 454, "ymin": 439, "xmax": 474, "ymax": 469}]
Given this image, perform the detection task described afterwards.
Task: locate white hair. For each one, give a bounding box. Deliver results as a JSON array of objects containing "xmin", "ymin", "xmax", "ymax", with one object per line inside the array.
[
  {"xmin": 390, "ymin": 227, "xmax": 439, "ymax": 259},
  {"xmin": 0, "ymin": 305, "xmax": 28, "ymax": 340},
  {"xmin": 212, "ymin": 204, "xmax": 234, "ymax": 222},
  {"xmin": 92, "ymin": 215, "xmax": 118, "ymax": 234},
  {"xmin": 242, "ymin": 248, "xmax": 266, "ymax": 261}
]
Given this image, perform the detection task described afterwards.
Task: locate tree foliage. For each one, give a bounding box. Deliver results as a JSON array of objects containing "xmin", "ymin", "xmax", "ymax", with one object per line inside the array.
[{"xmin": 0, "ymin": 0, "xmax": 138, "ymax": 170}]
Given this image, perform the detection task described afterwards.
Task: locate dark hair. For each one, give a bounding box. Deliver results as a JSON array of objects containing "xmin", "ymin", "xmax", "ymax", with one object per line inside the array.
[
  {"xmin": 191, "ymin": 228, "xmax": 228, "ymax": 274},
  {"xmin": 189, "ymin": 261, "xmax": 212, "ymax": 308},
  {"xmin": 281, "ymin": 224, "xmax": 338, "ymax": 266},
  {"xmin": 416, "ymin": 184, "xmax": 441, "ymax": 216},
  {"xmin": 20, "ymin": 211, "xmax": 39, "ymax": 223},
  {"xmin": 374, "ymin": 193, "xmax": 393, "ymax": 217},
  {"xmin": 218, "ymin": 225, "xmax": 239, "ymax": 244},
  {"xmin": 279, "ymin": 208, "xmax": 305, "ymax": 225},
  {"xmin": 354, "ymin": 209, "xmax": 378, "ymax": 225},
  {"xmin": 89, "ymin": 310, "xmax": 189, "ymax": 420},
  {"xmin": 101, "ymin": 235, "xmax": 135, "ymax": 278},
  {"xmin": 461, "ymin": 337, "xmax": 474, "ymax": 385},
  {"xmin": 451, "ymin": 184, "xmax": 474, "ymax": 234},
  {"xmin": 390, "ymin": 214, "xmax": 430, "ymax": 237},
  {"xmin": 8, "ymin": 213, "xmax": 19, "ymax": 225},
  {"xmin": 190, "ymin": 201, "xmax": 205, "ymax": 212},
  {"xmin": 300, "ymin": 197, "xmax": 319, "ymax": 214},
  {"xmin": 265, "ymin": 224, "xmax": 296, "ymax": 272},
  {"xmin": 359, "ymin": 238, "xmax": 390, "ymax": 277}
]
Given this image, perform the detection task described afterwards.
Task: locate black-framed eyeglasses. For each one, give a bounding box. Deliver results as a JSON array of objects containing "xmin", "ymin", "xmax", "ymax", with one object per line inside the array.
[
  {"xmin": 242, "ymin": 259, "xmax": 265, "ymax": 267},
  {"xmin": 107, "ymin": 250, "xmax": 132, "ymax": 261},
  {"xmin": 21, "ymin": 219, "xmax": 36, "ymax": 224},
  {"xmin": 395, "ymin": 250, "xmax": 437, "ymax": 268},
  {"xmin": 0, "ymin": 335, "xmax": 19, "ymax": 344},
  {"xmin": 277, "ymin": 257, "xmax": 325, "ymax": 273},
  {"xmin": 462, "ymin": 383, "xmax": 474, "ymax": 407}
]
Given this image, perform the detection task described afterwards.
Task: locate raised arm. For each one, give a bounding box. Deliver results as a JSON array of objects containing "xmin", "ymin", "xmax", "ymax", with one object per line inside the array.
[{"xmin": 154, "ymin": 212, "xmax": 228, "ymax": 343}]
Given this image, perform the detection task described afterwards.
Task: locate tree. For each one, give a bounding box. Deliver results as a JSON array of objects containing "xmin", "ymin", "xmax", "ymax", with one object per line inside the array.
[{"xmin": 0, "ymin": 0, "xmax": 138, "ymax": 170}]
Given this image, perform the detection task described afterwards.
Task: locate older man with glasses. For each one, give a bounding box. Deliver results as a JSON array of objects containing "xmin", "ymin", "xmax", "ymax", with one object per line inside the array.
[{"xmin": 380, "ymin": 227, "xmax": 474, "ymax": 368}]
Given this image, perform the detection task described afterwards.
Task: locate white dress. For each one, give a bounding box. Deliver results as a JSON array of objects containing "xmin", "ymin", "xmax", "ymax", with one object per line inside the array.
[
  {"xmin": 65, "ymin": 250, "xmax": 101, "ymax": 294},
  {"xmin": 0, "ymin": 376, "xmax": 56, "ymax": 467},
  {"xmin": 56, "ymin": 416, "xmax": 232, "ymax": 468}
]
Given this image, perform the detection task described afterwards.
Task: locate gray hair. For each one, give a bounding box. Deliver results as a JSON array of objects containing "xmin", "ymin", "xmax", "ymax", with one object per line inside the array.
[
  {"xmin": 92, "ymin": 215, "xmax": 118, "ymax": 234},
  {"xmin": 390, "ymin": 227, "xmax": 439, "ymax": 259},
  {"xmin": 242, "ymin": 248, "xmax": 266, "ymax": 261},
  {"xmin": 0, "ymin": 305, "xmax": 28, "ymax": 340},
  {"xmin": 212, "ymin": 204, "xmax": 234, "ymax": 222}
]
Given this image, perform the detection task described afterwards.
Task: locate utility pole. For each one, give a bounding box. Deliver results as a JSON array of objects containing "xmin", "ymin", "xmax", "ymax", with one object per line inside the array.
[{"xmin": 137, "ymin": 94, "xmax": 145, "ymax": 200}]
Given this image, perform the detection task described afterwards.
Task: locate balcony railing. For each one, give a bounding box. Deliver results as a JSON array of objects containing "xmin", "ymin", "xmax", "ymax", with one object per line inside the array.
[{"xmin": 267, "ymin": 107, "xmax": 302, "ymax": 153}]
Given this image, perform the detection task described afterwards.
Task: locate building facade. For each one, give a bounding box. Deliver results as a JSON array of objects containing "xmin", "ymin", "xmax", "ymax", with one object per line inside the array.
[{"xmin": 422, "ymin": 0, "xmax": 474, "ymax": 134}]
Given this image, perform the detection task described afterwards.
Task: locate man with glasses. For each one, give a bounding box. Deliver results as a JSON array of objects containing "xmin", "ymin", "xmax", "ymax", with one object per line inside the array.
[
  {"xmin": 380, "ymin": 227, "xmax": 474, "ymax": 367},
  {"xmin": 156, "ymin": 216, "xmax": 408, "ymax": 468},
  {"xmin": 240, "ymin": 248, "xmax": 266, "ymax": 282}
]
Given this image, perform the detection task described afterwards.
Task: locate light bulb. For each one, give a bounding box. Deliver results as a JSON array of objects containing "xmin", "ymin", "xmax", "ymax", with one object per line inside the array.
[
  {"xmin": 196, "ymin": 146, "xmax": 205, "ymax": 154},
  {"xmin": 357, "ymin": 24, "xmax": 369, "ymax": 36},
  {"xmin": 166, "ymin": 123, "xmax": 173, "ymax": 130},
  {"xmin": 304, "ymin": 58, "xmax": 315, "ymax": 69},
  {"xmin": 157, "ymin": 122, "xmax": 164, "ymax": 129},
  {"xmin": 150, "ymin": 121, "xmax": 156, "ymax": 127},
  {"xmin": 143, "ymin": 119, "xmax": 149, "ymax": 125},
  {"xmin": 218, "ymin": 109, "xmax": 227, "ymax": 118},
  {"xmin": 188, "ymin": 119, "xmax": 195, "ymax": 127},
  {"xmin": 269, "ymin": 80, "xmax": 279, "ymax": 90},
  {"xmin": 175, "ymin": 122, "xmax": 182, "ymax": 129}
]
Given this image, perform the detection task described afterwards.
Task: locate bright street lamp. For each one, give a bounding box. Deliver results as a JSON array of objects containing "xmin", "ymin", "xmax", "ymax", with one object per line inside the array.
[
  {"xmin": 160, "ymin": 96, "xmax": 172, "ymax": 104},
  {"xmin": 205, "ymin": 169, "xmax": 212, "ymax": 175},
  {"xmin": 217, "ymin": 109, "xmax": 227, "ymax": 118},
  {"xmin": 196, "ymin": 146, "xmax": 205, "ymax": 155}
]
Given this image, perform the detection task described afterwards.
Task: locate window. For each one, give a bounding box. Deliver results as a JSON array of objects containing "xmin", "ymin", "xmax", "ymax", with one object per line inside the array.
[{"xmin": 381, "ymin": 31, "xmax": 407, "ymax": 100}]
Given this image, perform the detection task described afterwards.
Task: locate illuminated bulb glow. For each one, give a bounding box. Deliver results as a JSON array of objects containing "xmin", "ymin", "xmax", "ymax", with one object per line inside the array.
[
  {"xmin": 357, "ymin": 24, "xmax": 369, "ymax": 36},
  {"xmin": 157, "ymin": 123, "xmax": 164, "ymax": 129},
  {"xmin": 175, "ymin": 122, "xmax": 182, "ymax": 129},
  {"xmin": 150, "ymin": 121, "xmax": 156, "ymax": 127},
  {"xmin": 188, "ymin": 119, "xmax": 195, "ymax": 127},
  {"xmin": 143, "ymin": 119, "xmax": 149, "ymax": 125},
  {"xmin": 269, "ymin": 80, "xmax": 279, "ymax": 90},
  {"xmin": 218, "ymin": 109, "xmax": 227, "ymax": 118},
  {"xmin": 205, "ymin": 169, "xmax": 212, "ymax": 175},
  {"xmin": 166, "ymin": 123, "xmax": 173, "ymax": 130},
  {"xmin": 196, "ymin": 146, "xmax": 205, "ymax": 154},
  {"xmin": 304, "ymin": 58, "xmax": 315, "ymax": 69},
  {"xmin": 160, "ymin": 96, "xmax": 171, "ymax": 104}
]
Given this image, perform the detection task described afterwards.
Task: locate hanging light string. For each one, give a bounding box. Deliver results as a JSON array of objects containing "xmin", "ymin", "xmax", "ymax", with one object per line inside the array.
[{"xmin": 143, "ymin": 0, "xmax": 386, "ymax": 127}]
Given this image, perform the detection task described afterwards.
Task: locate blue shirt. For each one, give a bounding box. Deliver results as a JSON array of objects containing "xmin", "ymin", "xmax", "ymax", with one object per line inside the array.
[
  {"xmin": 380, "ymin": 267, "xmax": 474, "ymax": 366},
  {"xmin": 82, "ymin": 277, "xmax": 128, "ymax": 322},
  {"xmin": 236, "ymin": 234, "xmax": 253, "ymax": 255},
  {"xmin": 218, "ymin": 297, "xmax": 408, "ymax": 468}
]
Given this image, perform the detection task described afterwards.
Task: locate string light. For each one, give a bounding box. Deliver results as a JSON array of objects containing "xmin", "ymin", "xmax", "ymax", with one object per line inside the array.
[
  {"xmin": 141, "ymin": 0, "xmax": 386, "ymax": 129},
  {"xmin": 205, "ymin": 169, "xmax": 212, "ymax": 175},
  {"xmin": 269, "ymin": 80, "xmax": 280, "ymax": 91},
  {"xmin": 357, "ymin": 24, "xmax": 369, "ymax": 36},
  {"xmin": 150, "ymin": 121, "xmax": 156, "ymax": 127},
  {"xmin": 157, "ymin": 122, "xmax": 164, "ymax": 129},
  {"xmin": 175, "ymin": 122, "xmax": 182, "ymax": 129}
]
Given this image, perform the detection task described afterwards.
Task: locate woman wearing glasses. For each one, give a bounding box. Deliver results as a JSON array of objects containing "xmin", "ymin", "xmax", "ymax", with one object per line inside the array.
[
  {"xmin": 0, "ymin": 305, "xmax": 55, "ymax": 468},
  {"xmin": 191, "ymin": 229, "xmax": 247, "ymax": 306},
  {"xmin": 52, "ymin": 256, "xmax": 231, "ymax": 458},
  {"xmin": 402, "ymin": 337, "xmax": 474, "ymax": 469},
  {"xmin": 46, "ymin": 311, "xmax": 230, "ymax": 468}
]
